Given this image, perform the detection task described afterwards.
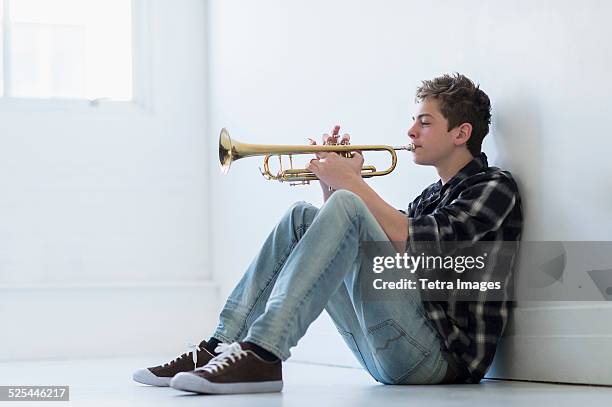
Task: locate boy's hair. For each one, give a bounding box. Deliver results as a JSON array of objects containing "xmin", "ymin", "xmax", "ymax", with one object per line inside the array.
[{"xmin": 415, "ymin": 73, "xmax": 491, "ymax": 157}]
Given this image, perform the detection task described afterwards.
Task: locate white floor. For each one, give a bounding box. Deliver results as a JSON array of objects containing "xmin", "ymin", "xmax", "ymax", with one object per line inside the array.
[{"xmin": 1, "ymin": 357, "xmax": 612, "ymax": 407}]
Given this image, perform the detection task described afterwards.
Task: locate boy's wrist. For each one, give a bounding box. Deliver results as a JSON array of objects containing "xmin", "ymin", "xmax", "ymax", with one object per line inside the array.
[{"xmin": 344, "ymin": 176, "xmax": 367, "ymax": 194}]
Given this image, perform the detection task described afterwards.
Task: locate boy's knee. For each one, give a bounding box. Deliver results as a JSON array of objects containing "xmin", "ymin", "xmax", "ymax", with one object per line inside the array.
[
  {"xmin": 286, "ymin": 201, "xmax": 318, "ymax": 223},
  {"xmin": 289, "ymin": 200, "xmax": 316, "ymax": 213},
  {"xmin": 326, "ymin": 190, "xmax": 365, "ymax": 215}
]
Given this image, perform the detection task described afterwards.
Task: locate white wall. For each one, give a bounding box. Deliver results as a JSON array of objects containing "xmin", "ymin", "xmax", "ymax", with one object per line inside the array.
[
  {"xmin": 207, "ymin": 0, "xmax": 612, "ymax": 382},
  {"xmin": 0, "ymin": 0, "xmax": 217, "ymax": 360}
]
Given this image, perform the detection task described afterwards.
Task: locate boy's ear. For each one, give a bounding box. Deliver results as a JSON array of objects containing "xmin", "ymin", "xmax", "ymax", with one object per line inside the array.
[{"xmin": 454, "ymin": 123, "xmax": 473, "ymax": 146}]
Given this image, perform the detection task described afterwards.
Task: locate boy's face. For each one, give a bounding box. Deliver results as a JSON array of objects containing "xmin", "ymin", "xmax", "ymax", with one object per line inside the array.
[{"xmin": 407, "ymin": 99, "xmax": 458, "ymax": 166}]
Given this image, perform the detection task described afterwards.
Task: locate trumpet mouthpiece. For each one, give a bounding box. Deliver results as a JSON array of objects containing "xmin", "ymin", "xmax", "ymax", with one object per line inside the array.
[{"xmin": 393, "ymin": 144, "xmax": 416, "ymax": 152}]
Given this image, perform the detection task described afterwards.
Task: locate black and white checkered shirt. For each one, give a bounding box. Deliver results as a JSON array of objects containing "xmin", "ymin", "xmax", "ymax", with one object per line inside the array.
[{"xmin": 405, "ymin": 152, "xmax": 523, "ymax": 383}]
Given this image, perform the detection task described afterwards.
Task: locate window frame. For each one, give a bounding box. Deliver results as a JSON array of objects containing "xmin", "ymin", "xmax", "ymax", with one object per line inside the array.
[{"xmin": 0, "ymin": 0, "xmax": 151, "ymax": 114}]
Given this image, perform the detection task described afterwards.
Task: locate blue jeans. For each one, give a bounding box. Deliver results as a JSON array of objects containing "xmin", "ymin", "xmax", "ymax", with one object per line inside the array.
[{"xmin": 212, "ymin": 190, "xmax": 450, "ymax": 384}]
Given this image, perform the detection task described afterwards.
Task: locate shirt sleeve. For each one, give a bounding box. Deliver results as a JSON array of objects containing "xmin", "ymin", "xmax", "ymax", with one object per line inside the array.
[
  {"xmin": 406, "ymin": 192, "xmax": 422, "ymax": 216},
  {"xmin": 407, "ymin": 175, "xmax": 518, "ymax": 253}
]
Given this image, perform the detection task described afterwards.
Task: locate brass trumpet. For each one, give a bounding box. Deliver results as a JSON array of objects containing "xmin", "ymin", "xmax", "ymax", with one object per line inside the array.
[{"xmin": 219, "ymin": 128, "xmax": 415, "ymax": 184}]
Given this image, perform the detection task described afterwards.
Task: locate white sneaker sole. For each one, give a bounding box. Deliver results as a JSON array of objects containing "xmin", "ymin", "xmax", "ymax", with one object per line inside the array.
[
  {"xmin": 170, "ymin": 372, "xmax": 283, "ymax": 394},
  {"xmin": 132, "ymin": 368, "xmax": 172, "ymax": 387}
]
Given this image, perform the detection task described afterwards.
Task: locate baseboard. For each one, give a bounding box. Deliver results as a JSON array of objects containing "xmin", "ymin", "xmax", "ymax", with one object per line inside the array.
[
  {"xmin": 488, "ymin": 304, "xmax": 612, "ymax": 385},
  {"xmin": 0, "ymin": 281, "xmax": 220, "ymax": 361},
  {"xmin": 6, "ymin": 285, "xmax": 609, "ymax": 385},
  {"xmin": 489, "ymin": 335, "xmax": 612, "ymax": 385}
]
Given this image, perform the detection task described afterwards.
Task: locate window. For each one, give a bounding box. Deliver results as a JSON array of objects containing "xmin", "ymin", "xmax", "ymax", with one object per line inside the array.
[{"xmin": 1, "ymin": 0, "xmax": 133, "ymax": 101}]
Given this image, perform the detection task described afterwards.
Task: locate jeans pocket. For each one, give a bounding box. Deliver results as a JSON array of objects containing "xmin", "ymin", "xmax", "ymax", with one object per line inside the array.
[{"xmin": 367, "ymin": 319, "xmax": 430, "ymax": 384}]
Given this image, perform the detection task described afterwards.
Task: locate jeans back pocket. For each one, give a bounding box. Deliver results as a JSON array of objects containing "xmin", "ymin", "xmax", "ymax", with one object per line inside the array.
[{"xmin": 367, "ymin": 319, "xmax": 430, "ymax": 384}]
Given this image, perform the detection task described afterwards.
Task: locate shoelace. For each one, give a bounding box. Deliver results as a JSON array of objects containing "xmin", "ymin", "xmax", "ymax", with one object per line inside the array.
[
  {"xmin": 195, "ymin": 342, "xmax": 247, "ymax": 374},
  {"xmin": 162, "ymin": 342, "xmax": 203, "ymax": 370}
]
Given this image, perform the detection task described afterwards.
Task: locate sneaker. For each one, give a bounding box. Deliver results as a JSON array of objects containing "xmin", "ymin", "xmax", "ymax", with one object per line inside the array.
[
  {"xmin": 132, "ymin": 340, "xmax": 216, "ymax": 386},
  {"xmin": 170, "ymin": 342, "xmax": 282, "ymax": 394}
]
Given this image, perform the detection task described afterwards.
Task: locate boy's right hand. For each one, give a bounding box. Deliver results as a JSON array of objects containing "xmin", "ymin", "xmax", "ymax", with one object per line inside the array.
[{"xmin": 308, "ymin": 125, "xmax": 349, "ymax": 199}]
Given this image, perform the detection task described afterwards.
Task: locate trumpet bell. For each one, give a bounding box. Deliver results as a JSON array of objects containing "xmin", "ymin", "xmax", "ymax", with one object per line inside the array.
[{"xmin": 219, "ymin": 128, "xmax": 233, "ymax": 174}]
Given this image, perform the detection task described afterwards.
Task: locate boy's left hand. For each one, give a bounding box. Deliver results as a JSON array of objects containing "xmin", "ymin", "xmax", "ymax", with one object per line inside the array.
[{"xmin": 307, "ymin": 131, "xmax": 364, "ymax": 191}]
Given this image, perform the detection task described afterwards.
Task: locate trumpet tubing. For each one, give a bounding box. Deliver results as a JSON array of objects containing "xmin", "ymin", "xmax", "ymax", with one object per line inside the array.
[{"xmin": 219, "ymin": 128, "xmax": 414, "ymax": 183}]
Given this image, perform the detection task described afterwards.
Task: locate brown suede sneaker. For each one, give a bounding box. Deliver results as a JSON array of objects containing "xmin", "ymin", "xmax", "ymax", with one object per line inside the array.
[
  {"xmin": 132, "ymin": 340, "xmax": 216, "ymax": 387},
  {"xmin": 170, "ymin": 342, "xmax": 282, "ymax": 394}
]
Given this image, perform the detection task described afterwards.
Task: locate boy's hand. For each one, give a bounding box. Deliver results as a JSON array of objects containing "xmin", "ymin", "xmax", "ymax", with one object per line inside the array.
[
  {"xmin": 308, "ymin": 125, "xmax": 339, "ymax": 197},
  {"xmin": 308, "ymin": 125, "xmax": 364, "ymax": 192}
]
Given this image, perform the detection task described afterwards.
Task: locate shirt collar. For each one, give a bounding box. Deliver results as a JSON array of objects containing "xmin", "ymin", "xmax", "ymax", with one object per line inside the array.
[{"xmin": 439, "ymin": 152, "xmax": 489, "ymax": 193}]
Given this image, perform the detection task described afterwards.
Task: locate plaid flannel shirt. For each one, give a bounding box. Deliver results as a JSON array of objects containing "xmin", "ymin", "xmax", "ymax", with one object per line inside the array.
[{"xmin": 405, "ymin": 152, "xmax": 523, "ymax": 383}]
